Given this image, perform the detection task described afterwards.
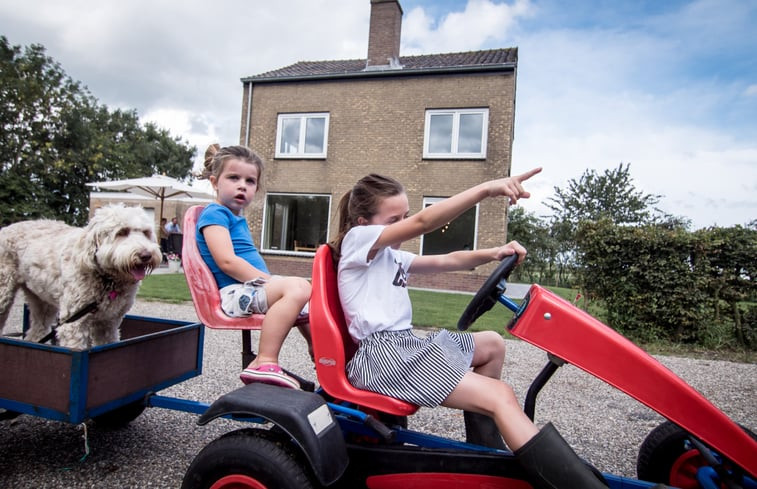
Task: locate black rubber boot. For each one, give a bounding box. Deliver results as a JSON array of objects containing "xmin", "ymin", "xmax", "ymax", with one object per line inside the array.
[
  {"xmin": 463, "ymin": 411, "xmax": 507, "ymax": 449},
  {"xmin": 515, "ymin": 422, "xmax": 608, "ymax": 489}
]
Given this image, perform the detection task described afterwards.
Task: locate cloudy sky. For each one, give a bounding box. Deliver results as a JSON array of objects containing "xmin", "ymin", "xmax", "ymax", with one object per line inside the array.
[{"xmin": 1, "ymin": 0, "xmax": 755, "ymax": 229}]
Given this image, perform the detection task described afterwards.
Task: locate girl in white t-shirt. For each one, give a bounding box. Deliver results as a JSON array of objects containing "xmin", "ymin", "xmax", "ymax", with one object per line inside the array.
[{"xmin": 329, "ymin": 171, "xmax": 606, "ymax": 489}]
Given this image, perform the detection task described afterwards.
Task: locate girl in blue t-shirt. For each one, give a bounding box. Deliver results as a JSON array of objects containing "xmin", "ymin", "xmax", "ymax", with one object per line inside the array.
[{"xmin": 198, "ymin": 144, "xmax": 311, "ymax": 389}]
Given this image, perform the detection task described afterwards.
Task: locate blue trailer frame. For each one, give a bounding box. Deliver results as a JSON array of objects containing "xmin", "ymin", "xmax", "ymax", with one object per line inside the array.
[{"xmin": 0, "ymin": 313, "xmax": 204, "ymax": 423}]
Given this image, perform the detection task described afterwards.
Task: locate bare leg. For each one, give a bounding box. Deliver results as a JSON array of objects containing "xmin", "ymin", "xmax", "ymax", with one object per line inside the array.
[
  {"xmin": 470, "ymin": 330, "xmax": 506, "ymax": 378},
  {"xmin": 442, "ymin": 372, "xmax": 538, "ymax": 451},
  {"xmin": 297, "ymin": 322, "xmax": 313, "ymax": 361},
  {"xmin": 248, "ymin": 276, "xmax": 310, "ymax": 367}
]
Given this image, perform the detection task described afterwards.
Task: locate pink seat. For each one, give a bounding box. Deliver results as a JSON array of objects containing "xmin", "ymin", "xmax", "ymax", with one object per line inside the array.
[
  {"xmin": 310, "ymin": 245, "xmax": 418, "ymax": 416},
  {"xmin": 182, "ymin": 205, "xmax": 308, "ymax": 369},
  {"xmin": 182, "ymin": 205, "xmax": 266, "ymax": 330}
]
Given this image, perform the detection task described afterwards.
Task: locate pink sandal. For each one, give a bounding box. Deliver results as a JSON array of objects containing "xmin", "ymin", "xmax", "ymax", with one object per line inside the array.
[{"xmin": 240, "ymin": 363, "xmax": 300, "ymax": 389}]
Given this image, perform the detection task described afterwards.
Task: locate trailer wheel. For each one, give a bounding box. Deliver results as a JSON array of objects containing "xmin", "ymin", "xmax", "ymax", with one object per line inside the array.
[
  {"xmin": 637, "ymin": 420, "xmax": 755, "ymax": 488},
  {"xmin": 93, "ymin": 401, "xmax": 146, "ymax": 429},
  {"xmin": 181, "ymin": 429, "xmax": 314, "ymax": 489}
]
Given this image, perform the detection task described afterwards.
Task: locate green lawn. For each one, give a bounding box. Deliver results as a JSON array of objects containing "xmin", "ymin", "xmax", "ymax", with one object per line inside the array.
[
  {"xmin": 137, "ymin": 273, "xmax": 754, "ymax": 362},
  {"xmin": 138, "ymin": 273, "xmax": 191, "ymax": 303},
  {"xmin": 138, "ymin": 273, "xmax": 575, "ymax": 333}
]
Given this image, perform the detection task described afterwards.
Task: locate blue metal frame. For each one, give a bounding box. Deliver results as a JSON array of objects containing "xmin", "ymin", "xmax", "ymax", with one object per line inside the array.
[{"xmin": 0, "ymin": 314, "xmax": 203, "ymax": 423}]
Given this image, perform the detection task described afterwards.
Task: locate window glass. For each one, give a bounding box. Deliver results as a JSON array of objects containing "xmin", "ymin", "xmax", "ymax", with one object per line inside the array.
[
  {"xmin": 304, "ymin": 117, "xmax": 325, "ymax": 154},
  {"xmin": 458, "ymin": 112, "xmax": 484, "ymax": 153},
  {"xmin": 428, "ymin": 113, "xmax": 453, "ymax": 153},
  {"xmin": 262, "ymin": 194, "xmax": 330, "ymax": 253},
  {"xmin": 279, "ymin": 118, "xmax": 301, "ymax": 154},
  {"xmin": 421, "ymin": 199, "xmax": 478, "ymax": 255}
]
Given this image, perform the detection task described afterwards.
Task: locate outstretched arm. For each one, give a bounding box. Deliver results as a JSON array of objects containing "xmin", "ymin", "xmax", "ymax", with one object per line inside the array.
[{"xmin": 374, "ymin": 167, "xmax": 542, "ymax": 252}]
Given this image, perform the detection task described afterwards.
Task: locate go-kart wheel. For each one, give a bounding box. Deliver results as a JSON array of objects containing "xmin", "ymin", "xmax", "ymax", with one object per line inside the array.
[
  {"xmin": 457, "ymin": 253, "xmax": 520, "ymax": 330},
  {"xmin": 637, "ymin": 420, "xmax": 756, "ymax": 488},
  {"xmin": 93, "ymin": 400, "xmax": 146, "ymax": 429},
  {"xmin": 181, "ymin": 428, "xmax": 314, "ymax": 489}
]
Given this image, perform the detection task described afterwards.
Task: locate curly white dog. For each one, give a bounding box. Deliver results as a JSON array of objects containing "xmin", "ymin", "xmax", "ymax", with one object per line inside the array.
[{"xmin": 0, "ymin": 204, "xmax": 162, "ymax": 349}]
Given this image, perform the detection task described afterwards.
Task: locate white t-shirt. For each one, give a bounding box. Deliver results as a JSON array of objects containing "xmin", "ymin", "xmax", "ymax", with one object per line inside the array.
[{"xmin": 338, "ymin": 225, "xmax": 417, "ymax": 342}]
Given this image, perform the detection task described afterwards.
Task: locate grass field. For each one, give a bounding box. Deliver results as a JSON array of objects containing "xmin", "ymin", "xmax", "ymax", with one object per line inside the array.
[
  {"xmin": 138, "ymin": 273, "xmax": 754, "ymax": 362},
  {"xmin": 139, "ymin": 274, "xmax": 577, "ymax": 334}
]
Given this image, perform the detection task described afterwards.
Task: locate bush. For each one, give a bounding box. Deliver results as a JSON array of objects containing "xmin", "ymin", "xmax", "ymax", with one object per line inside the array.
[{"xmin": 576, "ymin": 220, "xmax": 755, "ymax": 349}]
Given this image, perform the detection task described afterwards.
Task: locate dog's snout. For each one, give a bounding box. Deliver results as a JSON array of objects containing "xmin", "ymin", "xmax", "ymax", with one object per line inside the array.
[{"xmin": 138, "ymin": 250, "xmax": 155, "ymax": 263}]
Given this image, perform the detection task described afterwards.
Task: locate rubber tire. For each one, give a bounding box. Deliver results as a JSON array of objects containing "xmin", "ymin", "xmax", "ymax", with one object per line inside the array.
[
  {"xmin": 181, "ymin": 429, "xmax": 314, "ymax": 489},
  {"xmin": 93, "ymin": 401, "xmax": 146, "ymax": 429},
  {"xmin": 637, "ymin": 420, "xmax": 756, "ymax": 488}
]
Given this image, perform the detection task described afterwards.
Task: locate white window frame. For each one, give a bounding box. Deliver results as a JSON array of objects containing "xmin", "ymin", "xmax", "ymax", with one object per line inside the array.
[
  {"xmin": 275, "ymin": 112, "xmax": 329, "ymax": 159},
  {"xmin": 423, "ymin": 108, "xmax": 489, "ymax": 159},
  {"xmin": 260, "ymin": 192, "xmax": 332, "ymax": 255},
  {"xmin": 419, "ymin": 197, "xmax": 479, "ymax": 255}
]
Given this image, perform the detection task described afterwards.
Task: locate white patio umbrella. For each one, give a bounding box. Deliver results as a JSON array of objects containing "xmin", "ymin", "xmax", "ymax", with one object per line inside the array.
[{"xmin": 86, "ymin": 174, "xmax": 214, "ymax": 223}]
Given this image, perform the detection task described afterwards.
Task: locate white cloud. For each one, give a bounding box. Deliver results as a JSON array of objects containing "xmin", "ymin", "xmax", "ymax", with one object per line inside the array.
[
  {"xmin": 1, "ymin": 0, "xmax": 754, "ymax": 228},
  {"xmin": 0, "ymin": 0, "xmax": 370, "ymax": 171},
  {"xmin": 507, "ymin": 5, "xmax": 757, "ymax": 229},
  {"xmin": 402, "ymin": 0, "xmax": 532, "ymax": 53}
]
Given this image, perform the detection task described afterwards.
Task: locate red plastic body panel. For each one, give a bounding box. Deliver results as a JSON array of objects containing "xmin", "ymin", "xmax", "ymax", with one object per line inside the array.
[
  {"xmin": 182, "ymin": 205, "xmax": 308, "ymax": 331},
  {"xmin": 508, "ymin": 285, "xmax": 757, "ymax": 477},
  {"xmin": 310, "ymin": 245, "xmax": 418, "ymax": 416},
  {"xmin": 366, "ymin": 473, "xmax": 532, "ymax": 488}
]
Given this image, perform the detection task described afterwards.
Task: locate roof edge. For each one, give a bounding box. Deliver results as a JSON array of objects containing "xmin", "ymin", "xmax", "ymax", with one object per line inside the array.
[{"xmin": 241, "ymin": 62, "xmax": 516, "ymax": 84}]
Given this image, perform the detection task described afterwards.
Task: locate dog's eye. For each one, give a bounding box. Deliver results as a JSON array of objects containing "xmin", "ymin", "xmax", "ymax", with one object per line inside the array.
[
  {"xmin": 116, "ymin": 228, "xmax": 130, "ymax": 237},
  {"xmin": 144, "ymin": 230, "xmax": 152, "ymax": 239}
]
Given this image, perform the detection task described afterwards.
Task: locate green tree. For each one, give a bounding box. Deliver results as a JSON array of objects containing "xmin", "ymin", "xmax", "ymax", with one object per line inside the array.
[
  {"xmin": 544, "ymin": 162, "xmax": 685, "ymax": 287},
  {"xmin": 0, "ymin": 36, "xmax": 195, "ymax": 226},
  {"xmin": 506, "ymin": 206, "xmax": 557, "ymax": 284},
  {"xmin": 545, "ymin": 162, "xmax": 668, "ymax": 228}
]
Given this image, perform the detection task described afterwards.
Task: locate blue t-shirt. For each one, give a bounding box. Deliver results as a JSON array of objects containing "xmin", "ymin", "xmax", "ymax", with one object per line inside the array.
[{"xmin": 196, "ymin": 203, "xmax": 270, "ymax": 288}]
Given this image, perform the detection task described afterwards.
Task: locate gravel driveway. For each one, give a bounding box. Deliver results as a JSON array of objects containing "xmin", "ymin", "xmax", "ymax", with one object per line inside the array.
[{"xmin": 1, "ymin": 298, "xmax": 754, "ymax": 488}]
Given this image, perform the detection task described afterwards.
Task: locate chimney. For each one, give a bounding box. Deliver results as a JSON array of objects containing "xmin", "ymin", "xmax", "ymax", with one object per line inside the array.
[{"xmin": 366, "ymin": 0, "xmax": 403, "ymax": 69}]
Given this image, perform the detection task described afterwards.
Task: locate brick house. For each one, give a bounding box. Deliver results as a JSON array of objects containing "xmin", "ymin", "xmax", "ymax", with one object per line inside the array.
[{"xmin": 241, "ymin": 0, "xmax": 518, "ymax": 292}]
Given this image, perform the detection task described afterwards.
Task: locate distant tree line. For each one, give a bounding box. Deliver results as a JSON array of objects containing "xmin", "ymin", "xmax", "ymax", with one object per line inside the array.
[
  {"xmin": 508, "ymin": 163, "xmax": 756, "ymax": 350},
  {"xmin": 0, "ymin": 36, "xmax": 195, "ymax": 226}
]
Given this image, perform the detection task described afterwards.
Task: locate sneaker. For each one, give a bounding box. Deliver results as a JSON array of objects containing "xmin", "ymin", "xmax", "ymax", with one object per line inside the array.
[{"xmin": 240, "ymin": 363, "xmax": 300, "ymax": 389}]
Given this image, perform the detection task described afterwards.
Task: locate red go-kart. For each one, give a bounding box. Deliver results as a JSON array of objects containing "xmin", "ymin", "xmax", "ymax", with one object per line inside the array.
[{"xmin": 181, "ymin": 245, "xmax": 757, "ymax": 489}]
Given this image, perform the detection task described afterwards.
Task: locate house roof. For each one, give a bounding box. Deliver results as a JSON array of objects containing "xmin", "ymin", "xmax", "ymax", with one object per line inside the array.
[{"xmin": 242, "ymin": 47, "xmax": 517, "ymax": 83}]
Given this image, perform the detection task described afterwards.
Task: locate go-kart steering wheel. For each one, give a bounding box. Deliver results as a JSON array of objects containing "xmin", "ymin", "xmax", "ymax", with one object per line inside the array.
[{"xmin": 457, "ymin": 253, "xmax": 521, "ymax": 330}]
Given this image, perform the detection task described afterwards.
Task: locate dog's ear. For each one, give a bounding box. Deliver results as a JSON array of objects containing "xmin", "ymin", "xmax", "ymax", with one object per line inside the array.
[
  {"xmin": 75, "ymin": 226, "xmax": 100, "ymax": 270},
  {"xmin": 76, "ymin": 209, "xmax": 110, "ymax": 270}
]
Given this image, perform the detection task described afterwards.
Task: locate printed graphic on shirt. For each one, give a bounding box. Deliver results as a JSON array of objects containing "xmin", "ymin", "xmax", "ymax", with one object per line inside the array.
[{"xmin": 392, "ymin": 258, "xmax": 408, "ymax": 288}]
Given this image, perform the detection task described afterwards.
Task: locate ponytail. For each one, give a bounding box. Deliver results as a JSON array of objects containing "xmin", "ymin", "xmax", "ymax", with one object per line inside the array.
[
  {"xmin": 328, "ymin": 174, "xmax": 404, "ymax": 268},
  {"xmin": 328, "ymin": 190, "xmax": 354, "ymax": 267}
]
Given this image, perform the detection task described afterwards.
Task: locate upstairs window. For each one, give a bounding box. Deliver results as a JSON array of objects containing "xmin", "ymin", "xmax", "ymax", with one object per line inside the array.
[
  {"xmin": 423, "ymin": 108, "xmax": 488, "ymax": 159},
  {"xmin": 275, "ymin": 113, "xmax": 329, "ymax": 158}
]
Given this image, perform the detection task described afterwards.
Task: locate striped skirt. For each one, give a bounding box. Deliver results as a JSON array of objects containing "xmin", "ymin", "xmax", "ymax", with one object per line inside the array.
[{"xmin": 346, "ymin": 328, "xmax": 475, "ymax": 407}]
